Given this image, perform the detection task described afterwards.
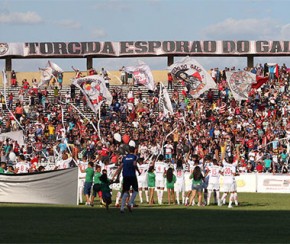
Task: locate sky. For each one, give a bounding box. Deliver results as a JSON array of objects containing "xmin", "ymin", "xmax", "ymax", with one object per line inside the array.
[{"xmin": 1, "ymin": 0, "xmax": 290, "ymax": 72}]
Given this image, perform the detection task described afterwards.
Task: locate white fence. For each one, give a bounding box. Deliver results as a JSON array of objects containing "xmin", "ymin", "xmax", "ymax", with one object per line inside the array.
[{"xmin": 221, "ymin": 173, "xmax": 290, "ymax": 193}]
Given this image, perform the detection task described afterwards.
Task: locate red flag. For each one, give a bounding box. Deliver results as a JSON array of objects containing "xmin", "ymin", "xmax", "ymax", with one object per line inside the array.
[
  {"xmin": 275, "ymin": 64, "xmax": 279, "ymax": 78},
  {"xmin": 251, "ymin": 76, "xmax": 268, "ymax": 89}
]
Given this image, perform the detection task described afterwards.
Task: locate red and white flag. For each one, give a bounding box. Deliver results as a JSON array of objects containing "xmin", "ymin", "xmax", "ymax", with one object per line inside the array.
[
  {"xmin": 73, "ymin": 75, "xmax": 112, "ymax": 113},
  {"xmin": 226, "ymin": 71, "xmax": 267, "ymax": 101},
  {"xmin": 125, "ymin": 60, "xmax": 155, "ymax": 91},
  {"xmin": 168, "ymin": 56, "xmax": 216, "ymax": 98},
  {"xmin": 251, "ymin": 76, "xmax": 268, "ymax": 89}
]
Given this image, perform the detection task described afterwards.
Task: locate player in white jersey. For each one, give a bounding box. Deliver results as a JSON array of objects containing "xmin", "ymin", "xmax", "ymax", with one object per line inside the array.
[
  {"xmin": 202, "ymin": 156, "xmax": 213, "ymax": 205},
  {"xmin": 54, "ymin": 151, "xmax": 72, "ymax": 170},
  {"xmin": 102, "ymin": 162, "xmax": 118, "ymax": 180},
  {"xmin": 174, "ymin": 159, "xmax": 185, "ymax": 205},
  {"xmin": 78, "ymin": 156, "xmax": 88, "ymax": 204},
  {"xmin": 221, "ymin": 156, "xmax": 238, "ymax": 208},
  {"xmin": 15, "ymin": 155, "xmax": 31, "ymax": 174},
  {"xmin": 184, "ymin": 157, "xmax": 194, "ymax": 192},
  {"xmin": 205, "ymin": 159, "xmax": 222, "ymax": 206},
  {"xmin": 154, "ymin": 155, "xmax": 167, "ymax": 204},
  {"xmin": 137, "ymin": 158, "xmax": 150, "ymax": 203}
]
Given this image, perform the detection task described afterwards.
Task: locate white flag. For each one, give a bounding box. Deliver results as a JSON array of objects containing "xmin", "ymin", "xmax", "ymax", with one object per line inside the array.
[
  {"xmin": 168, "ymin": 56, "xmax": 216, "ymax": 98},
  {"xmin": 125, "ymin": 61, "xmax": 155, "ymax": 91},
  {"xmin": 40, "ymin": 66, "xmax": 53, "ymax": 81},
  {"xmin": 159, "ymin": 82, "xmax": 173, "ymax": 115},
  {"xmin": 2, "ymin": 70, "xmax": 7, "ymax": 85},
  {"xmin": 39, "ymin": 61, "xmax": 63, "ymax": 87},
  {"xmin": 226, "ymin": 71, "xmax": 255, "ymax": 101},
  {"xmin": 48, "ymin": 60, "xmax": 63, "ymax": 73}
]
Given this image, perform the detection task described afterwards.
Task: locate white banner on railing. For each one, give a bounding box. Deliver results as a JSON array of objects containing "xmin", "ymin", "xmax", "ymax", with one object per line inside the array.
[
  {"xmin": 220, "ymin": 173, "xmax": 257, "ymax": 193},
  {"xmin": 257, "ymin": 174, "xmax": 290, "ymax": 193},
  {"xmin": 0, "ymin": 168, "xmax": 78, "ymax": 205}
]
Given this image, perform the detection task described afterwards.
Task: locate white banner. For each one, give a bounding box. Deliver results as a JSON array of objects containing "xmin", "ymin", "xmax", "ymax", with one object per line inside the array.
[
  {"xmin": 1, "ymin": 41, "xmax": 290, "ymax": 57},
  {"xmin": 0, "ymin": 130, "xmax": 25, "ymax": 146},
  {"xmin": 220, "ymin": 173, "xmax": 257, "ymax": 193},
  {"xmin": 257, "ymin": 174, "xmax": 290, "ymax": 193},
  {"xmin": 0, "ymin": 168, "xmax": 78, "ymax": 205},
  {"xmin": 168, "ymin": 56, "xmax": 216, "ymax": 98}
]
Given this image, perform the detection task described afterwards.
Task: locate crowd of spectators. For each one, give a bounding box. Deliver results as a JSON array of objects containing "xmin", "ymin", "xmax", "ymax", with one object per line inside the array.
[{"xmin": 0, "ymin": 63, "xmax": 290, "ymax": 175}]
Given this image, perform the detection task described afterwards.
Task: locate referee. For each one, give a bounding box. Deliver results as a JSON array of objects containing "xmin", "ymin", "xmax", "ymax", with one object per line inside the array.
[{"xmin": 113, "ymin": 146, "xmax": 140, "ymax": 213}]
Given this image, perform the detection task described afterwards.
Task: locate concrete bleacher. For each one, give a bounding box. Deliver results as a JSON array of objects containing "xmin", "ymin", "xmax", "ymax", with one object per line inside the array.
[{"xmin": 0, "ymin": 81, "xmax": 219, "ymax": 124}]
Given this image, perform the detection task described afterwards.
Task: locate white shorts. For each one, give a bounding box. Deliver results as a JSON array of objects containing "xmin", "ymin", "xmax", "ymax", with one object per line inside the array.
[
  {"xmin": 207, "ymin": 183, "xmax": 220, "ymax": 191},
  {"xmin": 155, "ymin": 177, "xmax": 165, "ymax": 188},
  {"xmin": 223, "ymin": 182, "xmax": 237, "ymax": 192},
  {"xmin": 138, "ymin": 179, "xmax": 148, "ymax": 189},
  {"xmin": 175, "ymin": 180, "xmax": 185, "ymax": 192},
  {"xmin": 184, "ymin": 172, "xmax": 192, "ymax": 192},
  {"xmin": 78, "ymin": 179, "xmax": 85, "ymax": 188}
]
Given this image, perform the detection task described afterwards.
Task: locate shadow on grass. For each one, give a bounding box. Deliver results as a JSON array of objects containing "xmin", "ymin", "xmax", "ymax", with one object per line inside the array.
[
  {"xmin": 237, "ymin": 202, "xmax": 269, "ymax": 207},
  {"xmin": 1, "ymin": 204, "xmax": 290, "ymax": 243}
]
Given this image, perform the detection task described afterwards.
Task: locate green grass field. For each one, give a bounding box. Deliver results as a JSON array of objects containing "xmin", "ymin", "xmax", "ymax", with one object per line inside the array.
[{"xmin": 1, "ymin": 192, "xmax": 290, "ymax": 243}]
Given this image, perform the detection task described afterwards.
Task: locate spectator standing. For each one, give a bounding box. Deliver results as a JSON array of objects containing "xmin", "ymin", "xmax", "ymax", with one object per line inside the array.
[
  {"xmin": 189, "ymin": 166, "xmax": 204, "ymax": 206},
  {"xmin": 147, "ymin": 165, "xmax": 156, "ymax": 205},
  {"xmin": 79, "ymin": 161, "xmax": 94, "ymax": 206},
  {"xmin": 11, "ymin": 70, "xmax": 17, "ymax": 87},
  {"xmin": 167, "ymin": 72, "xmax": 173, "ymax": 90},
  {"xmin": 15, "ymin": 104, "xmax": 23, "ymax": 121},
  {"xmin": 119, "ymin": 66, "xmax": 127, "ymax": 85},
  {"xmin": 104, "ymin": 74, "xmax": 111, "ymax": 89},
  {"xmin": 70, "ymin": 84, "xmax": 76, "ymax": 102},
  {"xmin": 57, "ymin": 73, "xmax": 63, "ymax": 89},
  {"xmin": 53, "ymin": 86, "xmax": 59, "ymax": 104},
  {"xmin": 165, "ymin": 167, "xmax": 176, "ymax": 205},
  {"xmin": 101, "ymin": 67, "xmax": 108, "ymax": 77},
  {"xmin": 90, "ymin": 165, "xmax": 103, "ymax": 207},
  {"xmin": 99, "ymin": 169, "xmax": 113, "ymax": 210},
  {"xmin": 8, "ymin": 93, "xmax": 13, "ymax": 109}
]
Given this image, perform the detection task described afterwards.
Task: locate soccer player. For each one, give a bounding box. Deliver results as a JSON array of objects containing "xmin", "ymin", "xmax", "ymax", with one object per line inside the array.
[
  {"xmin": 174, "ymin": 159, "xmax": 185, "ymax": 205},
  {"xmin": 54, "ymin": 151, "xmax": 72, "ymax": 170},
  {"xmin": 112, "ymin": 146, "xmax": 140, "ymax": 213},
  {"xmin": 137, "ymin": 158, "xmax": 149, "ymax": 204},
  {"xmin": 154, "ymin": 155, "xmax": 167, "ymax": 205},
  {"xmin": 205, "ymin": 159, "xmax": 222, "ymax": 206},
  {"xmin": 78, "ymin": 156, "xmax": 88, "ymax": 204},
  {"xmin": 220, "ymin": 156, "xmax": 238, "ymax": 208},
  {"xmin": 15, "ymin": 154, "xmax": 30, "ymax": 174}
]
